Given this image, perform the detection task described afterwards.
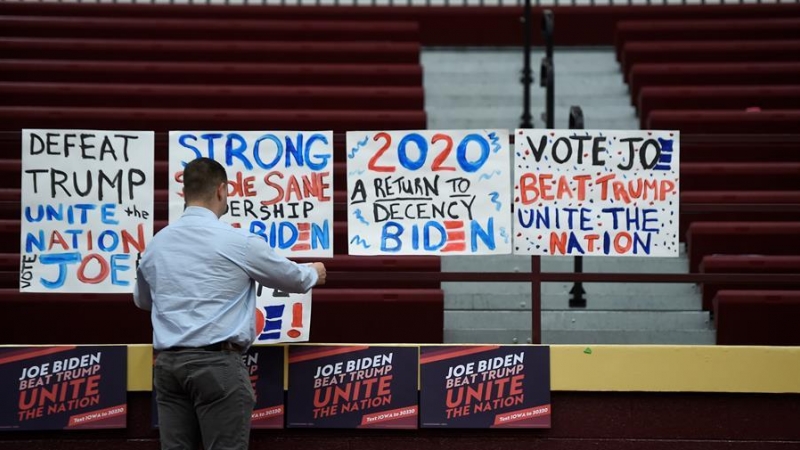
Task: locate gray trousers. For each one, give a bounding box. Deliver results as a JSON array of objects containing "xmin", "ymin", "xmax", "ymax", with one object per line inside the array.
[{"xmin": 154, "ymin": 350, "xmax": 256, "ymax": 450}]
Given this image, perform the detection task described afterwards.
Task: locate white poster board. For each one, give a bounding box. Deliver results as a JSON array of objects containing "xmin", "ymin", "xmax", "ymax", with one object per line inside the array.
[
  {"xmin": 20, "ymin": 130, "xmax": 154, "ymax": 292},
  {"xmin": 513, "ymin": 129, "xmax": 680, "ymax": 257},
  {"xmin": 347, "ymin": 129, "xmax": 512, "ymax": 255},
  {"xmin": 169, "ymin": 131, "xmax": 332, "ymax": 342}
]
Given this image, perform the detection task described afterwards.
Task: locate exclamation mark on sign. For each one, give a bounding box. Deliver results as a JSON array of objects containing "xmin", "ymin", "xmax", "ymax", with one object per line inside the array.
[{"xmin": 286, "ymin": 302, "xmax": 304, "ymax": 339}]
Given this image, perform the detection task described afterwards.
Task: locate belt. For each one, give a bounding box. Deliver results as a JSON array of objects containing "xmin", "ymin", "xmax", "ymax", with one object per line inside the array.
[{"xmin": 164, "ymin": 341, "xmax": 244, "ymax": 353}]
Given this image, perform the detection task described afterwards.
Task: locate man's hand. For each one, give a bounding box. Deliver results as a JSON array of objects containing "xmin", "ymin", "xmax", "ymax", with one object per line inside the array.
[{"xmin": 311, "ymin": 262, "xmax": 327, "ymax": 286}]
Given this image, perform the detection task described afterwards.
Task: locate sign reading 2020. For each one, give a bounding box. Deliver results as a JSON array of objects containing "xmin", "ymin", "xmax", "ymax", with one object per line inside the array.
[
  {"xmin": 347, "ymin": 130, "xmax": 512, "ymax": 256},
  {"xmin": 169, "ymin": 131, "xmax": 334, "ymax": 258},
  {"xmin": 514, "ymin": 129, "xmax": 680, "ymax": 257}
]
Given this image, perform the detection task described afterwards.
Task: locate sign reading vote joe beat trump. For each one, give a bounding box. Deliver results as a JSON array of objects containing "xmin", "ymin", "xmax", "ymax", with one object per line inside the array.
[
  {"xmin": 169, "ymin": 131, "xmax": 331, "ymax": 343},
  {"xmin": 20, "ymin": 130, "xmax": 154, "ymax": 292},
  {"xmin": 347, "ymin": 130, "xmax": 512, "ymax": 255},
  {"xmin": 169, "ymin": 131, "xmax": 334, "ymax": 258},
  {"xmin": 514, "ymin": 129, "xmax": 680, "ymax": 257}
]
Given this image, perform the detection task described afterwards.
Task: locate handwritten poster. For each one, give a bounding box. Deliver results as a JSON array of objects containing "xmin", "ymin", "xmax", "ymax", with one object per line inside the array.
[
  {"xmin": 420, "ymin": 346, "xmax": 550, "ymax": 429},
  {"xmin": 0, "ymin": 346, "xmax": 127, "ymax": 430},
  {"xmin": 20, "ymin": 130, "xmax": 154, "ymax": 293},
  {"xmin": 346, "ymin": 130, "xmax": 512, "ymax": 255},
  {"xmin": 514, "ymin": 129, "xmax": 680, "ymax": 257},
  {"xmin": 168, "ymin": 131, "xmax": 334, "ymax": 258},
  {"xmin": 287, "ymin": 345, "xmax": 418, "ymax": 429},
  {"xmin": 254, "ymin": 284, "xmax": 312, "ymax": 344}
]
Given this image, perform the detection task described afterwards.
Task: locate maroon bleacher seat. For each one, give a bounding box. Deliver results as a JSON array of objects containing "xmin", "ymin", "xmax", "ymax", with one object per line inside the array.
[
  {"xmin": 615, "ymin": 18, "xmax": 800, "ymax": 61},
  {"xmin": 700, "ymin": 255, "xmax": 800, "ymax": 312},
  {"xmin": 0, "ymin": 107, "xmax": 427, "ymax": 133},
  {"xmin": 0, "ymin": 37, "xmax": 421, "ymax": 64},
  {"xmin": 637, "ymin": 86, "xmax": 800, "ymax": 129},
  {"xmin": 679, "ymin": 135, "xmax": 800, "ymax": 163},
  {"xmin": 647, "ymin": 110, "xmax": 800, "ymax": 134},
  {"xmin": 0, "ymin": 82, "xmax": 424, "ymax": 111},
  {"xmin": 680, "ymin": 191, "xmax": 800, "ymax": 242},
  {"xmin": 0, "ymin": 16, "xmax": 421, "ymax": 42},
  {"xmin": 628, "ymin": 62, "xmax": 800, "ymax": 106},
  {"xmin": 680, "ymin": 163, "xmax": 800, "ymax": 191},
  {"xmin": 621, "ymin": 40, "xmax": 800, "ymax": 81},
  {"xmin": 0, "ymin": 289, "xmax": 444, "ymax": 344},
  {"xmin": 686, "ymin": 222, "xmax": 800, "ymax": 273},
  {"xmin": 0, "ymin": 60, "xmax": 424, "ymax": 87},
  {"xmin": 714, "ymin": 290, "xmax": 800, "ymax": 345}
]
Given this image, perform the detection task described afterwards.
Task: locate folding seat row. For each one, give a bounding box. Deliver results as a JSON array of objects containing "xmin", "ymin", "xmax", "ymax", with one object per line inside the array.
[
  {"xmin": 678, "ymin": 135, "xmax": 800, "ymax": 163},
  {"xmin": 0, "ymin": 107, "xmax": 427, "ymax": 133},
  {"xmin": 0, "ymin": 37, "xmax": 421, "ymax": 65},
  {"xmin": 700, "ymin": 255, "xmax": 800, "ymax": 312},
  {"xmin": 0, "ymin": 82, "xmax": 425, "ymax": 111},
  {"xmin": 621, "ymin": 40, "xmax": 800, "ymax": 82},
  {"xmin": 637, "ymin": 85, "xmax": 800, "ymax": 129},
  {"xmin": 629, "ymin": 62, "xmax": 800, "ymax": 104},
  {"xmin": 680, "ymin": 162, "xmax": 800, "ymax": 191},
  {"xmin": 646, "ymin": 110, "xmax": 800, "ymax": 134},
  {"xmin": 0, "ymin": 16, "xmax": 421, "ymax": 43},
  {"xmin": 0, "ymin": 289, "xmax": 444, "ymax": 344},
  {"xmin": 686, "ymin": 222, "xmax": 800, "ymax": 273},
  {"xmin": 0, "ymin": 59, "xmax": 424, "ymax": 87},
  {"xmin": 680, "ymin": 191, "xmax": 800, "ymax": 242},
  {"xmin": 614, "ymin": 18, "xmax": 800, "ymax": 61},
  {"xmin": 714, "ymin": 290, "xmax": 800, "ymax": 345}
]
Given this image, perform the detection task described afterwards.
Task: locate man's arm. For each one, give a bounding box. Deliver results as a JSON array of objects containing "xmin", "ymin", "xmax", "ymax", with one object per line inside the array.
[
  {"xmin": 242, "ymin": 235, "xmax": 326, "ymax": 293},
  {"xmin": 133, "ymin": 267, "xmax": 153, "ymax": 311}
]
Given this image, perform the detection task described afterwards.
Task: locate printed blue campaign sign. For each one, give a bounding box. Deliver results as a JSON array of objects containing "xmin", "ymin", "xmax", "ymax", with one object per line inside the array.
[
  {"xmin": 0, "ymin": 346, "xmax": 127, "ymax": 430},
  {"xmin": 287, "ymin": 345, "xmax": 418, "ymax": 429},
  {"xmin": 151, "ymin": 346, "xmax": 285, "ymax": 429},
  {"xmin": 420, "ymin": 346, "xmax": 550, "ymax": 428}
]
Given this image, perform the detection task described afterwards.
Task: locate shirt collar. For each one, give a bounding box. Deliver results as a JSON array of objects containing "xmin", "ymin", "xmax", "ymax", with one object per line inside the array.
[{"xmin": 182, "ymin": 206, "xmax": 219, "ymax": 220}]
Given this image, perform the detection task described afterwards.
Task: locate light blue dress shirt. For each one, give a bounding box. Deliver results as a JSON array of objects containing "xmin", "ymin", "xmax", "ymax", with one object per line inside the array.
[{"xmin": 133, "ymin": 206, "xmax": 318, "ymax": 350}]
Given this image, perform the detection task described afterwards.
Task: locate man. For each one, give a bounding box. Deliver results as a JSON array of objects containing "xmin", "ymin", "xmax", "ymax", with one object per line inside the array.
[{"xmin": 134, "ymin": 157, "xmax": 326, "ymax": 450}]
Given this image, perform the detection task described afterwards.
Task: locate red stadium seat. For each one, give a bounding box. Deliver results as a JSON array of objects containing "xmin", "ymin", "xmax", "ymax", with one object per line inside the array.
[
  {"xmin": 628, "ymin": 62, "xmax": 800, "ymax": 106},
  {"xmin": 0, "ymin": 60, "xmax": 424, "ymax": 87},
  {"xmin": 680, "ymin": 191, "xmax": 800, "ymax": 241},
  {"xmin": 638, "ymin": 85, "xmax": 800, "ymax": 129},
  {"xmin": 0, "ymin": 107, "xmax": 427, "ymax": 133},
  {"xmin": 0, "ymin": 82, "xmax": 425, "ymax": 111},
  {"xmin": 700, "ymin": 255, "xmax": 800, "ymax": 312},
  {"xmin": 647, "ymin": 110, "xmax": 800, "ymax": 134},
  {"xmin": 0, "ymin": 289, "xmax": 444, "ymax": 344},
  {"xmin": 615, "ymin": 18, "xmax": 800, "ymax": 61},
  {"xmin": 621, "ymin": 40, "xmax": 800, "ymax": 81},
  {"xmin": 714, "ymin": 290, "xmax": 800, "ymax": 345},
  {"xmin": 686, "ymin": 222, "xmax": 800, "ymax": 273},
  {"xmin": 0, "ymin": 37, "xmax": 421, "ymax": 64},
  {"xmin": 680, "ymin": 163, "xmax": 800, "ymax": 191},
  {"xmin": 0, "ymin": 16, "xmax": 421, "ymax": 43},
  {"xmin": 678, "ymin": 135, "xmax": 800, "ymax": 163}
]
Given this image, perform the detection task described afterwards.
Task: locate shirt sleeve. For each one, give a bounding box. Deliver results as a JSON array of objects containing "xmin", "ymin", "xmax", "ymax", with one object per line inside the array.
[
  {"xmin": 242, "ymin": 234, "xmax": 319, "ymax": 293},
  {"xmin": 133, "ymin": 267, "xmax": 153, "ymax": 311}
]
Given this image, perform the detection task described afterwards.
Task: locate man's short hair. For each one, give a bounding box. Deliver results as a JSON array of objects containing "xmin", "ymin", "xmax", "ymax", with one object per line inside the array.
[{"xmin": 183, "ymin": 158, "xmax": 228, "ymax": 202}]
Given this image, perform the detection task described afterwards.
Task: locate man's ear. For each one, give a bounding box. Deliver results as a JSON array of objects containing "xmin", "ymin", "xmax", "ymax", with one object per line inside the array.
[{"xmin": 217, "ymin": 182, "xmax": 227, "ymax": 201}]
